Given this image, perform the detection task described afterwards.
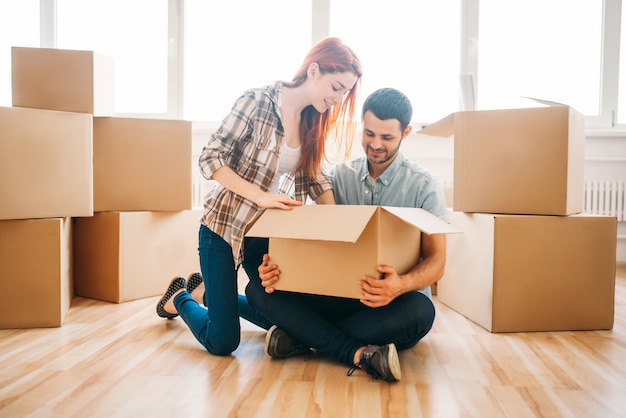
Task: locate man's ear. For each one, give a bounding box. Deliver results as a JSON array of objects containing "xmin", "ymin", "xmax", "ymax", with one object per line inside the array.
[{"xmin": 401, "ymin": 125, "xmax": 413, "ymax": 139}]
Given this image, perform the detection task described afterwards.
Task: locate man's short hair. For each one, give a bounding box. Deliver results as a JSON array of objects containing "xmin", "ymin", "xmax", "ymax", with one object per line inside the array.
[{"xmin": 362, "ymin": 88, "xmax": 413, "ymax": 131}]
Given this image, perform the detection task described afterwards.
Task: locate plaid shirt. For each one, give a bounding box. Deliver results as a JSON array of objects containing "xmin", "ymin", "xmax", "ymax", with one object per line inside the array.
[{"xmin": 199, "ymin": 83, "xmax": 332, "ymax": 265}]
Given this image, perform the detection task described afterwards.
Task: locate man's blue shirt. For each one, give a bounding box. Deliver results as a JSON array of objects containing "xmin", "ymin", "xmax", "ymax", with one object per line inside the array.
[{"xmin": 330, "ymin": 151, "xmax": 449, "ymax": 222}]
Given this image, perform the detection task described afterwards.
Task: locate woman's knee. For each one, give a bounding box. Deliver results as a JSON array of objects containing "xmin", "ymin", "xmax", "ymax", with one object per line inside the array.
[{"xmin": 205, "ymin": 335, "xmax": 240, "ymax": 356}]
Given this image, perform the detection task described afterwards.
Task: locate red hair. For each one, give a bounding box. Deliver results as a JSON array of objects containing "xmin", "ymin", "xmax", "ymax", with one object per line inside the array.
[{"xmin": 283, "ymin": 37, "xmax": 362, "ymax": 180}]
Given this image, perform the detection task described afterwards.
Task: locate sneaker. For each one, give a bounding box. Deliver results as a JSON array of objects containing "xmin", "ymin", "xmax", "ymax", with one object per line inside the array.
[
  {"xmin": 264, "ymin": 325, "xmax": 311, "ymax": 359},
  {"xmin": 347, "ymin": 343, "xmax": 401, "ymax": 382}
]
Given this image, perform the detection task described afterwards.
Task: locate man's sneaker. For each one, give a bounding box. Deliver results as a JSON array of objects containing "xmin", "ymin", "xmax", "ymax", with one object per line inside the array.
[
  {"xmin": 347, "ymin": 343, "xmax": 401, "ymax": 382},
  {"xmin": 264, "ymin": 325, "xmax": 311, "ymax": 359}
]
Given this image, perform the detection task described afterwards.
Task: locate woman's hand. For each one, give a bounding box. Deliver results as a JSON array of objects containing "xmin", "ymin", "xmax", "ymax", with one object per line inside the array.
[
  {"xmin": 212, "ymin": 166, "xmax": 303, "ymax": 210},
  {"xmin": 255, "ymin": 192, "xmax": 303, "ymax": 210}
]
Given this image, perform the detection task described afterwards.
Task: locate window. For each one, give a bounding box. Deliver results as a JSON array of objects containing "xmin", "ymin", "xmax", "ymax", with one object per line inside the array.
[
  {"xmin": 56, "ymin": 0, "xmax": 169, "ymax": 115},
  {"xmin": 0, "ymin": 0, "xmax": 39, "ymax": 107},
  {"xmin": 183, "ymin": 0, "xmax": 312, "ymax": 122},
  {"xmin": 329, "ymin": 0, "xmax": 461, "ymax": 124},
  {"xmin": 2, "ymin": 1, "xmax": 625, "ymax": 130},
  {"xmin": 618, "ymin": 1, "xmax": 626, "ymax": 124},
  {"xmin": 477, "ymin": 1, "xmax": 602, "ymax": 116}
]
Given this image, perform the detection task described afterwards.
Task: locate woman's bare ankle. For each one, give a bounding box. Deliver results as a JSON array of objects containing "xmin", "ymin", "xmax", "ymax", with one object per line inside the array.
[
  {"xmin": 190, "ymin": 282, "xmax": 205, "ymax": 304},
  {"xmin": 163, "ymin": 288, "xmax": 185, "ymax": 314}
]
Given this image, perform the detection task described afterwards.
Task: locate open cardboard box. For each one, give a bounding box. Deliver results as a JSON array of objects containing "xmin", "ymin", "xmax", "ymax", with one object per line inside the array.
[
  {"xmin": 418, "ymin": 99, "xmax": 585, "ymax": 216},
  {"xmin": 246, "ymin": 205, "xmax": 460, "ymax": 299}
]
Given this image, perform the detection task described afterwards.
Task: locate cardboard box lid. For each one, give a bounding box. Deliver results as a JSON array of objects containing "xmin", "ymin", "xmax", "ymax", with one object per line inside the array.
[
  {"xmin": 418, "ymin": 97, "xmax": 577, "ymax": 138},
  {"xmin": 246, "ymin": 205, "xmax": 460, "ymax": 242}
]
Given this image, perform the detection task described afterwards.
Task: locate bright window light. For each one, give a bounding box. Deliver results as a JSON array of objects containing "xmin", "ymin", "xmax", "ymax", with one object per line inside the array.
[
  {"xmin": 0, "ymin": 0, "xmax": 39, "ymax": 107},
  {"xmin": 329, "ymin": 0, "xmax": 461, "ymax": 124},
  {"xmin": 618, "ymin": 2, "xmax": 626, "ymax": 124},
  {"xmin": 184, "ymin": 0, "xmax": 312, "ymax": 122},
  {"xmin": 478, "ymin": 0, "xmax": 602, "ymax": 114},
  {"xmin": 57, "ymin": 0, "xmax": 169, "ymax": 114}
]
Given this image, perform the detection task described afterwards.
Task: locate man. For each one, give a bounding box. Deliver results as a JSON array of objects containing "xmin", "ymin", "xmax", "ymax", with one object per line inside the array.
[{"xmin": 245, "ymin": 88, "xmax": 448, "ymax": 382}]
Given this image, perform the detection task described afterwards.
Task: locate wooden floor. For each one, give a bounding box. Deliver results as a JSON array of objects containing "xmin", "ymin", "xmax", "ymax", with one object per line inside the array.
[{"xmin": 1, "ymin": 266, "xmax": 625, "ymax": 418}]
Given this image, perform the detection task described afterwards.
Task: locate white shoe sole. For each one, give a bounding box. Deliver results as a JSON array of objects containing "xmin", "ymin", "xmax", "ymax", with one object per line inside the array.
[
  {"xmin": 264, "ymin": 324, "xmax": 279, "ymax": 357},
  {"xmin": 386, "ymin": 343, "xmax": 402, "ymax": 381}
]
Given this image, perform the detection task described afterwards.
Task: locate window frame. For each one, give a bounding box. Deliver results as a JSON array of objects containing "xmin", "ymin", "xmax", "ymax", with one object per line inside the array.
[{"xmin": 35, "ymin": 0, "xmax": 623, "ymax": 131}]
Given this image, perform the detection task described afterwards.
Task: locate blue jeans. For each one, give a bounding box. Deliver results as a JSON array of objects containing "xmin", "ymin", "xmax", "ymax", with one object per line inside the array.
[
  {"xmin": 173, "ymin": 225, "xmax": 272, "ymax": 356},
  {"xmin": 246, "ymin": 275, "xmax": 435, "ymax": 366}
]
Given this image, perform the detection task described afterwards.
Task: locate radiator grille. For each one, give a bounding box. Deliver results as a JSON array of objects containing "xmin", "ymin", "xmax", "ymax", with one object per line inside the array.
[{"xmin": 585, "ymin": 180, "xmax": 625, "ymax": 221}]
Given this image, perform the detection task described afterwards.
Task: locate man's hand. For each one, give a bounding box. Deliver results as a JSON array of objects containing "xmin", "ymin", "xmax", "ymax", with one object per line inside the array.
[
  {"xmin": 358, "ymin": 264, "xmax": 404, "ymax": 308},
  {"xmin": 258, "ymin": 254, "xmax": 280, "ymax": 293}
]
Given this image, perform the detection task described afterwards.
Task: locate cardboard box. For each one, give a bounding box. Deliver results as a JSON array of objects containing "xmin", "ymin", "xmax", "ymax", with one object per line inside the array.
[
  {"xmin": 73, "ymin": 210, "xmax": 202, "ymax": 303},
  {"xmin": 94, "ymin": 117, "xmax": 192, "ymax": 212},
  {"xmin": 0, "ymin": 106, "xmax": 93, "ymax": 220},
  {"xmin": 12, "ymin": 46, "xmax": 115, "ymax": 116},
  {"xmin": 0, "ymin": 218, "xmax": 73, "ymax": 328},
  {"xmin": 246, "ymin": 205, "xmax": 460, "ymax": 299},
  {"xmin": 419, "ymin": 103, "xmax": 585, "ymax": 216},
  {"xmin": 438, "ymin": 211, "xmax": 617, "ymax": 333}
]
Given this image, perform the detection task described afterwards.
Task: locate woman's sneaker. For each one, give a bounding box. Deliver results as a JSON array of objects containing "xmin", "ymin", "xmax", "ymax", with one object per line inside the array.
[
  {"xmin": 347, "ymin": 343, "xmax": 401, "ymax": 382},
  {"xmin": 264, "ymin": 325, "xmax": 311, "ymax": 359}
]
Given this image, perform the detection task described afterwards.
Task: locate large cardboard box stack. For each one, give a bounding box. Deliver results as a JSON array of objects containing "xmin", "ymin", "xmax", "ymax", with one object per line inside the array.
[
  {"xmin": 420, "ymin": 102, "xmax": 618, "ymax": 332},
  {"xmin": 1, "ymin": 47, "xmax": 198, "ymax": 328},
  {"xmin": 78, "ymin": 110, "xmax": 196, "ymax": 303},
  {"xmin": 0, "ymin": 46, "xmax": 107, "ymax": 328},
  {"xmin": 246, "ymin": 205, "xmax": 461, "ymax": 299}
]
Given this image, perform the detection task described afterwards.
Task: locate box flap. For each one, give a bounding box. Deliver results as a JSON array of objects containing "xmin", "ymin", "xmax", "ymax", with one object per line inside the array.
[
  {"xmin": 520, "ymin": 96, "xmax": 568, "ymax": 107},
  {"xmin": 246, "ymin": 205, "xmax": 378, "ymax": 243},
  {"xmin": 381, "ymin": 207, "xmax": 463, "ymax": 235},
  {"xmin": 417, "ymin": 113, "xmax": 455, "ymax": 137}
]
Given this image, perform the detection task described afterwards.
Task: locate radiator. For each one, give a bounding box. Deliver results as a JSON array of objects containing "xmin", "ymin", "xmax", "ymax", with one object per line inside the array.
[{"xmin": 585, "ymin": 180, "xmax": 626, "ymax": 221}]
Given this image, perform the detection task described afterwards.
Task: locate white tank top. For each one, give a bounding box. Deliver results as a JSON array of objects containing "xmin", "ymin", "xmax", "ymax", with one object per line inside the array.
[{"xmin": 269, "ymin": 141, "xmax": 302, "ymax": 194}]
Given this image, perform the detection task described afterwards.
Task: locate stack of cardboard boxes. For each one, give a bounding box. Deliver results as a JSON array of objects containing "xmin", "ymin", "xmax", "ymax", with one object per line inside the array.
[
  {"xmin": 421, "ymin": 103, "xmax": 618, "ymax": 332},
  {"xmin": 0, "ymin": 47, "xmax": 201, "ymax": 329}
]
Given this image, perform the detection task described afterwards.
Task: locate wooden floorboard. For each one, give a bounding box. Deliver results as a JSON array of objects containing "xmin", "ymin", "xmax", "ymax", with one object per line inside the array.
[{"xmin": 1, "ymin": 266, "xmax": 625, "ymax": 418}]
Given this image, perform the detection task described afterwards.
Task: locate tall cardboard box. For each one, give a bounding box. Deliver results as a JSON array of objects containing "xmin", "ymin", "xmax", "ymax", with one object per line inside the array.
[
  {"xmin": 73, "ymin": 210, "xmax": 202, "ymax": 303},
  {"xmin": 419, "ymin": 104, "xmax": 585, "ymax": 216},
  {"xmin": 246, "ymin": 205, "xmax": 460, "ymax": 299},
  {"xmin": 93, "ymin": 117, "xmax": 192, "ymax": 212},
  {"xmin": 11, "ymin": 46, "xmax": 115, "ymax": 116},
  {"xmin": 438, "ymin": 211, "xmax": 617, "ymax": 332},
  {"xmin": 0, "ymin": 107, "xmax": 93, "ymax": 220},
  {"xmin": 0, "ymin": 218, "xmax": 73, "ymax": 328}
]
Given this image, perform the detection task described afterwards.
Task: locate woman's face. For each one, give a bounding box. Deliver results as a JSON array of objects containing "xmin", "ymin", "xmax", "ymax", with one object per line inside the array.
[{"xmin": 309, "ymin": 70, "xmax": 358, "ymax": 113}]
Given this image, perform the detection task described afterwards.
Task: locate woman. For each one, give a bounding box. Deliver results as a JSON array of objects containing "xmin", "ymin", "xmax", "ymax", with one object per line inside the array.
[{"xmin": 156, "ymin": 37, "xmax": 363, "ymax": 356}]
